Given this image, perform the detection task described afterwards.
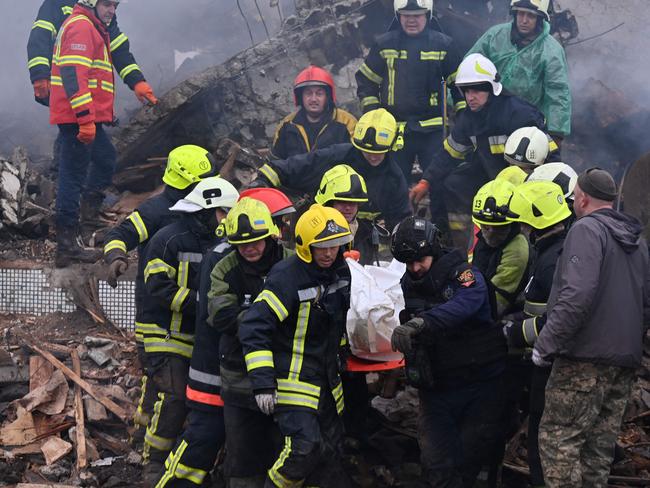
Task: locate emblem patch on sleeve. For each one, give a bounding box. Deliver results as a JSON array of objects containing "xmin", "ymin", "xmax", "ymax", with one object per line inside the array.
[{"xmin": 457, "ymin": 269, "xmax": 476, "ymax": 287}]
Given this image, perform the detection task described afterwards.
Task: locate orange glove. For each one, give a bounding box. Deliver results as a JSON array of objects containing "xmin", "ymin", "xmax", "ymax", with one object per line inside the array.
[
  {"xmin": 77, "ymin": 122, "xmax": 96, "ymax": 144},
  {"xmin": 33, "ymin": 79, "xmax": 50, "ymax": 99},
  {"xmin": 134, "ymin": 81, "xmax": 158, "ymax": 105},
  {"xmin": 409, "ymin": 180, "xmax": 430, "ymax": 205},
  {"xmin": 343, "ymin": 250, "xmax": 361, "ymax": 262}
]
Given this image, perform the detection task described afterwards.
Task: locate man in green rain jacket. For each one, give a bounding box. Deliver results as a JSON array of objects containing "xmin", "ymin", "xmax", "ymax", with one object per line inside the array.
[{"xmin": 467, "ymin": 0, "xmax": 571, "ymax": 140}]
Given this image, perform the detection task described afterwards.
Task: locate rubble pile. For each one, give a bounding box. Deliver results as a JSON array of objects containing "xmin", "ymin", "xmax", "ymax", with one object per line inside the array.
[{"xmin": 0, "ymin": 313, "xmax": 143, "ymax": 487}]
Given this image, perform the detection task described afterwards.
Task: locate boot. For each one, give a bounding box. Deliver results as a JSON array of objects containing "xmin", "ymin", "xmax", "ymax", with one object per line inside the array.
[
  {"xmin": 80, "ymin": 190, "xmax": 105, "ymax": 224},
  {"xmin": 55, "ymin": 225, "xmax": 102, "ymax": 268}
]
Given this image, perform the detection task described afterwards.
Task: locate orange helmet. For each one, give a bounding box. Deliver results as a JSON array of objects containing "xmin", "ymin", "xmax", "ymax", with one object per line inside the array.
[
  {"xmin": 238, "ymin": 188, "xmax": 295, "ymax": 217},
  {"xmin": 293, "ymin": 65, "xmax": 336, "ymax": 107}
]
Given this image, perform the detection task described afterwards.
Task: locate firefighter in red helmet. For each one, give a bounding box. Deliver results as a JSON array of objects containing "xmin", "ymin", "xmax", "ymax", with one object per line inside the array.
[{"xmin": 271, "ymin": 65, "xmax": 357, "ymax": 160}]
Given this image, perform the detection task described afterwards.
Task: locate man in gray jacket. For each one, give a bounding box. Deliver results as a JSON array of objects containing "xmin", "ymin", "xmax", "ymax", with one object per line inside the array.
[{"xmin": 533, "ymin": 168, "xmax": 650, "ymax": 488}]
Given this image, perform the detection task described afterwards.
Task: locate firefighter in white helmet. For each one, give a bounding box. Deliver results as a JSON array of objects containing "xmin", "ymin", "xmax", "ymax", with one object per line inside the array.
[
  {"xmin": 504, "ymin": 126, "xmax": 558, "ymax": 172},
  {"xmin": 467, "ymin": 0, "xmax": 572, "ymax": 140},
  {"xmin": 355, "ymin": 0, "xmax": 464, "ymax": 184},
  {"xmin": 409, "ymin": 53, "xmax": 557, "ymax": 236}
]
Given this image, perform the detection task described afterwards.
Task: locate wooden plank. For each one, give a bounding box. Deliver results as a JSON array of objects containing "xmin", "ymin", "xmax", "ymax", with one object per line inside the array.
[
  {"xmin": 71, "ymin": 350, "xmax": 87, "ymax": 469},
  {"xmin": 21, "ymin": 339, "xmax": 129, "ymax": 424},
  {"xmin": 29, "ymin": 356, "xmax": 53, "ymax": 391}
]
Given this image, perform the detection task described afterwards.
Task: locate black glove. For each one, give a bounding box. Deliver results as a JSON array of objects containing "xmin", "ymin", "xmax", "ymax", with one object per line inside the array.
[
  {"xmin": 391, "ymin": 317, "xmax": 425, "ymax": 353},
  {"xmin": 107, "ymin": 259, "xmax": 128, "ymax": 288}
]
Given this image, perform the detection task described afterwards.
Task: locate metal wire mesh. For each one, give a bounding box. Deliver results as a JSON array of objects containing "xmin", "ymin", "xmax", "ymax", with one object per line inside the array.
[{"xmin": 98, "ymin": 280, "xmax": 136, "ymax": 331}]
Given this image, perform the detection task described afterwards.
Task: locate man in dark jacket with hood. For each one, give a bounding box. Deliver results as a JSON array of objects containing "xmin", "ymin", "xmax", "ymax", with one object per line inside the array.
[{"xmin": 533, "ymin": 168, "xmax": 650, "ymax": 488}]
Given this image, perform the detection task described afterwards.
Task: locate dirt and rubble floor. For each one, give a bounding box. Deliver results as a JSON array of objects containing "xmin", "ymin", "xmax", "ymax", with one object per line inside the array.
[{"xmin": 2, "ymin": 310, "xmax": 650, "ymax": 487}]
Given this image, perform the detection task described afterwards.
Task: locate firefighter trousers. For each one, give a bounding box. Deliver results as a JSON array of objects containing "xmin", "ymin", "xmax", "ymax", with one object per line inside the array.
[
  {"xmin": 134, "ymin": 342, "xmax": 158, "ymax": 432},
  {"xmin": 393, "ymin": 129, "xmax": 444, "ymax": 186},
  {"xmin": 265, "ymin": 390, "xmax": 351, "ymax": 488},
  {"xmin": 154, "ymin": 407, "xmax": 226, "ymax": 487},
  {"xmin": 144, "ymin": 354, "xmax": 189, "ymax": 465}
]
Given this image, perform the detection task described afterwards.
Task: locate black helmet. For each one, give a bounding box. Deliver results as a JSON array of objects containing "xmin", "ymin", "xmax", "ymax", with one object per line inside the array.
[{"xmin": 391, "ymin": 216, "xmax": 442, "ymax": 263}]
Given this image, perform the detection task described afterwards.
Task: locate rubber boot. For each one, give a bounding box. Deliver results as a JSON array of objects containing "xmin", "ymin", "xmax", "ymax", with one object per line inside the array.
[
  {"xmin": 80, "ymin": 190, "xmax": 105, "ymax": 224},
  {"xmin": 55, "ymin": 225, "xmax": 102, "ymax": 268}
]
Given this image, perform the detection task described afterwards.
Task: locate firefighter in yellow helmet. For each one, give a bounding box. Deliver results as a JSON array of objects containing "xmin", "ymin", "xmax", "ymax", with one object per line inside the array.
[
  {"xmin": 238, "ymin": 204, "xmax": 354, "ymax": 487},
  {"xmin": 253, "ymin": 108, "xmax": 411, "ymax": 230},
  {"xmin": 471, "ymin": 178, "xmax": 531, "ymax": 318},
  {"xmin": 102, "ymin": 144, "xmax": 218, "ymax": 451}
]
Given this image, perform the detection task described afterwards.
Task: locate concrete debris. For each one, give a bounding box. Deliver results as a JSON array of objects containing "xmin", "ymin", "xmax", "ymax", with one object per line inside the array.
[
  {"xmin": 83, "ymin": 397, "xmax": 109, "ymax": 423},
  {"xmin": 41, "ymin": 436, "xmax": 73, "ymax": 466},
  {"xmin": 15, "ymin": 369, "xmax": 69, "ymax": 415}
]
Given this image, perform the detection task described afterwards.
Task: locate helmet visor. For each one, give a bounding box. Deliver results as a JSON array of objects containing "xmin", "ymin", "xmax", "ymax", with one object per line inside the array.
[{"xmin": 312, "ymin": 234, "xmax": 353, "ymax": 248}]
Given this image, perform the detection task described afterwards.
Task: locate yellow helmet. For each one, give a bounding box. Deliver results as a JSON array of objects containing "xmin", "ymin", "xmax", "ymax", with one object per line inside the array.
[
  {"xmin": 472, "ymin": 179, "xmax": 516, "ymax": 226},
  {"xmin": 223, "ymin": 197, "xmax": 280, "ymax": 244},
  {"xmin": 295, "ymin": 204, "xmax": 353, "ymax": 263},
  {"xmin": 507, "ymin": 181, "xmax": 571, "ymax": 230},
  {"xmin": 162, "ymin": 145, "xmax": 218, "ymax": 190},
  {"xmin": 352, "ymin": 109, "xmax": 402, "ymax": 154},
  {"xmin": 496, "ymin": 166, "xmax": 527, "ymax": 186},
  {"xmin": 314, "ymin": 165, "xmax": 369, "ymax": 206}
]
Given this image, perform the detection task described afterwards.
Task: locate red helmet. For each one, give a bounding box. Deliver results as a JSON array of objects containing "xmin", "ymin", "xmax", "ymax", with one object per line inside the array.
[
  {"xmin": 238, "ymin": 188, "xmax": 295, "ymax": 217},
  {"xmin": 293, "ymin": 65, "xmax": 336, "ymax": 106}
]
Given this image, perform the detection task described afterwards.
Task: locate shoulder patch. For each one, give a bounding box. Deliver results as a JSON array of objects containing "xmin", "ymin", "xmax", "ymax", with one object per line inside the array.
[{"xmin": 457, "ymin": 269, "xmax": 476, "ymax": 287}]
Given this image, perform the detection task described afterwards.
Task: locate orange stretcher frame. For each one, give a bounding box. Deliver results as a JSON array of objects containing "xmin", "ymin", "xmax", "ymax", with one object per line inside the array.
[{"xmin": 346, "ymin": 356, "xmax": 404, "ymax": 372}]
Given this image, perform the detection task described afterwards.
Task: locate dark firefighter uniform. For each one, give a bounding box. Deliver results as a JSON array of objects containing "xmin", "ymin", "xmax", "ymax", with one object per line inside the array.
[
  {"xmin": 141, "ymin": 216, "xmax": 217, "ymax": 469},
  {"xmin": 27, "ymin": 0, "xmax": 144, "ymax": 105},
  {"xmin": 238, "ymin": 254, "xmax": 351, "ymax": 487},
  {"xmin": 401, "ymin": 249, "xmax": 507, "ymax": 487},
  {"xmin": 212, "ymin": 243, "xmax": 292, "ymax": 482},
  {"xmin": 103, "ymin": 186, "xmax": 184, "ymax": 430},
  {"xmin": 155, "ymin": 240, "xmax": 230, "ymax": 488},
  {"xmin": 422, "ymin": 92, "xmax": 558, "ymax": 224},
  {"xmin": 355, "ymin": 27, "xmax": 463, "ymax": 181},
  {"xmin": 504, "ymin": 228, "xmax": 566, "ymax": 487},
  {"xmin": 257, "ymin": 143, "xmax": 411, "ymax": 230},
  {"xmin": 471, "ymin": 224, "xmax": 531, "ymax": 319},
  {"xmin": 271, "ymin": 108, "xmax": 357, "ymax": 160}
]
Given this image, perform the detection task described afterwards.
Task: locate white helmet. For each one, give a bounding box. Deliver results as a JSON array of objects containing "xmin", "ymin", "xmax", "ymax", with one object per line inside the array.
[
  {"xmin": 504, "ymin": 127, "xmax": 549, "ymax": 169},
  {"xmin": 169, "ymin": 176, "xmax": 239, "ymax": 213},
  {"xmin": 511, "ymin": 0, "xmax": 550, "ymax": 22},
  {"xmin": 394, "ymin": 0, "xmax": 433, "ymax": 18},
  {"xmin": 526, "ymin": 162, "xmax": 578, "ymax": 201},
  {"xmin": 78, "ymin": 0, "xmax": 120, "ymax": 8},
  {"xmin": 456, "ymin": 54, "xmax": 502, "ymax": 96}
]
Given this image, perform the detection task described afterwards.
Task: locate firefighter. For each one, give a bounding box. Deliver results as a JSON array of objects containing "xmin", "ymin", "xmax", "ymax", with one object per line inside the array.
[
  {"xmin": 526, "ymin": 162, "xmax": 578, "ymax": 202},
  {"xmin": 471, "ymin": 179, "xmax": 531, "ymax": 319},
  {"xmin": 390, "ymin": 216, "xmax": 507, "ymax": 487},
  {"xmin": 156, "ymin": 189, "xmax": 296, "ymax": 488},
  {"xmin": 504, "ymin": 126, "xmax": 555, "ymax": 172},
  {"xmin": 254, "ymin": 108, "xmax": 411, "ymax": 230},
  {"xmin": 467, "ymin": 0, "xmax": 571, "ymax": 142},
  {"xmin": 355, "ymin": 0, "xmax": 463, "ymax": 183},
  {"xmin": 140, "ymin": 177, "xmax": 239, "ymax": 482},
  {"xmin": 314, "ymin": 164, "xmax": 389, "ymax": 266},
  {"xmin": 103, "ymin": 145, "xmax": 218, "ymax": 447},
  {"xmin": 502, "ymin": 181, "xmax": 572, "ymax": 487},
  {"xmin": 27, "ymin": 0, "xmax": 156, "ymax": 107},
  {"xmin": 409, "ymin": 53, "xmax": 558, "ymax": 234},
  {"xmin": 238, "ymin": 204, "xmax": 353, "ymax": 487},
  {"xmin": 272, "ymin": 66, "xmax": 357, "ymax": 159}
]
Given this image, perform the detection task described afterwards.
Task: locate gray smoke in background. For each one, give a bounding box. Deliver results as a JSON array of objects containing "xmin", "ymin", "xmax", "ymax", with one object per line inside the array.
[{"xmin": 0, "ymin": 0, "xmax": 294, "ymax": 157}]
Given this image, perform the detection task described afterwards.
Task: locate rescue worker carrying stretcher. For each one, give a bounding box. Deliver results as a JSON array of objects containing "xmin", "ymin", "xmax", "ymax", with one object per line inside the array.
[
  {"xmin": 155, "ymin": 189, "xmax": 296, "ymax": 488},
  {"xmin": 390, "ymin": 216, "xmax": 507, "ymax": 487},
  {"xmin": 238, "ymin": 204, "xmax": 354, "ymax": 488},
  {"xmin": 253, "ymin": 108, "xmax": 411, "ymax": 231},
  {"xmin": 356, "ymin": 0, "xmax": 463, "ymax": 183},
  {"xmin": 103, "ymin": 144, "xmax": 218, "ymax": 449},
  {"xmin": 140, "ymin": 177, "xmax": 239, "ymax": 483},
  {"xmin": 272, "ymin": 66, "xmax": 357, "ymax": 160},
  {"xmin": 409, "ymin": 53, "xmax": 558, "ymax": 234},
  {"xmin": 27, "ymin": 0, "xmax": 157, "ymax": 106},
  {"xmin": 502, "ymin": 180, "xmax": 573, "ymax": 488}
]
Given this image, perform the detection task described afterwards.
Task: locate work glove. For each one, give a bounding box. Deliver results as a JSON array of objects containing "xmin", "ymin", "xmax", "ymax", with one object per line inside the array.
[
  {"xmin": 77, "ymin": 122, "xmax": 96, "ymax": 144},
  {"xmin": 409, "ymin": 180, "xmax": 430, "ymax": 205},
  {"xmin": 255, "ymin": 390, "xmax": 277, "ymax": 415},
  {"xmin": 343, "ymin": 250, "xmax": 361, "ymax": 262},
  {"xmin": 391, "ymin": 317, "xmax": 425, "ymax": 354},
  {"xmin": 134, "ymin": 81, "xmax": 158, "ymax": 105},
  {"xmin": 33, "ymin": 79, "xmax": 50, "ymax": 99},
  {"xmin": 107, "ymin": 259, "xmax": 128, "ymax": 288},
  {"xmin": 532, "ymin": 348, "xmax": 551, "ymax": 368}
]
